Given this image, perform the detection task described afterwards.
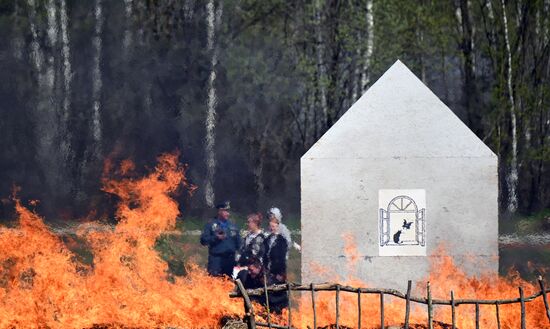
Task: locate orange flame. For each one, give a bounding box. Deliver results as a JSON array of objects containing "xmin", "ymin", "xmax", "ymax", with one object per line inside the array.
[
  {"xmin": 283, "ymin": 247, "xmax": 550, "ymax": 329},
  {"xmin": 1, "ymin": 153, "xmax": 550, "ymax": 328},
  {"xmin": 0, "ymin": 153, "xmax": 241, "ymax": 328}
]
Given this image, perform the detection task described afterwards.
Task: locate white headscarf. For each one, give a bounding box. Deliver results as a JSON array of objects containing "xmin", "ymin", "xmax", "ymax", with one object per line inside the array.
[{"xmin": 268, "ymin": 207, "xmax": 283, "ymax": 223}]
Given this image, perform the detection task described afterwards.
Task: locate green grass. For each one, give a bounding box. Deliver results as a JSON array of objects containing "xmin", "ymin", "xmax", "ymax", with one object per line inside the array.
[
  {"xmin": 500, "ymin": 208, "xmax": 550, "ymax": 235},
  {"xmin": 177, "ymin": 213, "xmax": 301, "ymax": 232},
  {"xmin": 62, "ymin": 209, "xmax": 550, "ymax": 285}
]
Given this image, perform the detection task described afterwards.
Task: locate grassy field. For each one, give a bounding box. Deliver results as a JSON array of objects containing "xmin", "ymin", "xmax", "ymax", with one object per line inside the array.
[
  {"xmin": 157, "ymin": 210, "xmax": 550, "ymax": 283},
  {"xmin": 499, "ymin": 209, "xmax": 550, "ymax": 235},
  {"xmin": 59, "ymin": 209, "xmax": 550, "ymax": 284}
]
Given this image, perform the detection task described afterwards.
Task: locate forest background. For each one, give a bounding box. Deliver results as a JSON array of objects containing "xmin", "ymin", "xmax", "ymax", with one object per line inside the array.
[{"xmin": 0, "ymin": 0, "xmax": 549, "ymax": 226}]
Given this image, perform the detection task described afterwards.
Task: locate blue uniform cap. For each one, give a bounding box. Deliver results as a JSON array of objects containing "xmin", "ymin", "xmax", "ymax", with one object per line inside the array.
[{"xmin": 216, "ymin": 201, "xmax": 231, "ymax": 210}]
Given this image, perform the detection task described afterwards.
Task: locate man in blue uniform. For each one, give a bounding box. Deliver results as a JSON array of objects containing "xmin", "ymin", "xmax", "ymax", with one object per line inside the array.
[{"xmin": 200, "ymin": 201, "xmax": 241, "ymax": 277}]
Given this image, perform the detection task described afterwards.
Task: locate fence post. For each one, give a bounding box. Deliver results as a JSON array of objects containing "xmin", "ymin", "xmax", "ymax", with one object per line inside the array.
[
  {"xmin": 380, "ymin": 292, "xmax": 385, "ymax": 329},
  {"xmin": 335, "ymin": 284, "xmax": 340, "ymax": 329},
  {"xmin": 475, "ymin": 303, "xmax": 480, "ymax": 329},
  {"xmin": 450, "ymin": 290, "xmax": 456, "ymax": 329},
  {"xmin": 427, "ymin": 282, "xmax": 433, "ymax": 329},
  {"xmin": 235, "ymin": 279, "xmax": 257, "ymax": 329},
  {"xmin": 311, "ymin": 283, "xmax": 317, "ymax": 329},
  {"xmin": 519, "ymin": 286, "xmax": 526, "ymax": 329},
  {"xmin": 538, "ymin": 276, "xmax": 550, "ymax": 322},
  {"xmin": 357, "ymin": 289, "xmax": 362, "ymax": 329},
  {"xmin": 404, "ymin": 280, "xmax": 412, "ymax": 329},
  {"xmin": 287, "ymin": 283, "xmax": 292, "ymax": 328},
  {"xmin": 495, "ymin": 301, "xmax": 501, "ymax": 329},
  {"xmin": 264, "ymin": 273, "xmax": 272, "ymax": 329}
]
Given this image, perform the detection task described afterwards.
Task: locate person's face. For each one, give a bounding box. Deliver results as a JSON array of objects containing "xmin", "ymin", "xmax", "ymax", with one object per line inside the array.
[
  {"xmin": 247, "ymin": 218, "xmax": 258, "ymax": 232},
  {"xmin": 218, "ymin": 209, "xmax": 230, "ymax": 220},
  {"xmin": 269, "ymin": 221, "xmax": 279, "ymax": 234},
  {"xmin": 249, "ymin": 264, "xmax": 261, "ymax": 277}
]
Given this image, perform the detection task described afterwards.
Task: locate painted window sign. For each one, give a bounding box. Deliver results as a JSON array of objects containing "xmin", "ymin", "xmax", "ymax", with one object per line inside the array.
[{"xmin": 379, "ymin": 189, "xmax": 426, "ymax": 256}]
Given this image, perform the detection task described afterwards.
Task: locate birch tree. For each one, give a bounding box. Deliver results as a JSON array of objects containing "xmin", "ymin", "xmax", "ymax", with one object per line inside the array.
[
  {"xmin": 361, "ymin": 0, "xmax": 374, "ymax": 93},
  {"xmin": 501, "ymin": 0, "xmax": 519, "ymax": 213},
  {"xmin": 59, "ymin": 0, "xmax": 72, "ymax": 165},
  {"xmin": 314, "ymin": 0, "xmax": 328, "ymax": 131},
  {"xmin": 91, "ymin": 0, "xmax": 104, "ymax": 156},
  {"xmin": 123, "ymin": 0, "xmax": 134, "ymax": 53},
  {"xmin": 456, "ymin": 0, "xmax": 482, "ymax": 136},
  {"xmin": 204, "ymin": 0, "xmax": 222, "ymax": 207},
  {"xmin": 28, "ymin": 0, "xmax": 64, "ymax": 198}
]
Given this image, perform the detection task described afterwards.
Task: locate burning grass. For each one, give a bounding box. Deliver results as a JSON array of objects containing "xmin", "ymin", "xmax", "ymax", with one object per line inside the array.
[
  {"xmin": 0, "ymin": 153, "xmax": 242, "ymax": 328},
  {"xmin": 0, "ymin": 153, "xmax": 549, "ymax": 328}
]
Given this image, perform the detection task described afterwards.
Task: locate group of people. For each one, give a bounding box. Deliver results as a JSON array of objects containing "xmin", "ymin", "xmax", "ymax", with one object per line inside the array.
[{"xmin": 199, "ymin": 201, "xmax": 300, "ymax": 312}]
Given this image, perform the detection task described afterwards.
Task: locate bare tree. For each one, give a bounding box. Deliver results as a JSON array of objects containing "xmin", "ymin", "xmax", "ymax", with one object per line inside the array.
[
  {"xmin": 500, "ymin": 0, "xmax": 519, "ymax": 213},
  {"xmin": 59, "ymin": 0, "xmax": 72, "ymax": 165},
  {"xmin": 204, "ymin": 0, "xmax": 222, "ymax": 207},
  {"xmin": 123, "ymin": 0, "xmax": 134, "ymax": 53},
  {"xmin": 361, "ymin": 0, "xmax": 374, "ymax": 93},
  {"xmin": 91, "ymin": 0, "xmax": 104, "ymax": 155},
  {"xmin": 314, "ymin": 0, "xmax": 328, "ymax": 130},
  {"xmin": 457, "ymin": 0, "xmax": 483, "ymax": 136}
]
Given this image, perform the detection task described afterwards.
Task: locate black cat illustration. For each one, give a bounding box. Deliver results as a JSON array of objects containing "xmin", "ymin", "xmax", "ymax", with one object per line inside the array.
[{"xmin": 393, "ymin": 230, "xmax": 402, "ymax": 244}]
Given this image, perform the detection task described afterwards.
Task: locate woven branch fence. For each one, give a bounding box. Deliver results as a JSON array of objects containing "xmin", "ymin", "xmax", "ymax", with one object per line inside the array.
[{"xmin": 230, "ymin": 277, "xmax": 550, "ymax": 329}]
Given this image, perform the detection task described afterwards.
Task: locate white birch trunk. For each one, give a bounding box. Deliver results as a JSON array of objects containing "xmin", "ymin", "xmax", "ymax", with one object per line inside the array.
[
  {"xmin": 456, "ymin": 1, "xmax": 476, "ymax": 74},
  {"xmin": 501, "ymin": 0, "xmax": 519, "ymax": 213},
  {"xmin": 45, "ymin": 0, "xmax": 57, "ymax": 92},
  {"xmin": 184, "ymin": 0, "xmax": 196, "ymax": 20},
  {"xmin": 12, "ymin": 2, "xmax": 24, "ymax": 60},
  {"xmin": 59, "ymin": 0, "xmax": 72, "ymax": 163},
  {"xmin": 470, "ymin": 0, "xmax": 476, "ymax": 74},
  {"xmin": 204, "ymin": 0, "xmax": 221, "ymax": 207},
  {"xmin": 544, "ymin": 1, "xmax": 550, "ymax": 47},
  {"xmin": 40, "ymin": 1, "xmax": 58, "ymax": 151},
  {"xmin": 28, "ymin": 0, "xmax": 44, "ymax": 75},
  {"xmin": 29, "ymin": 0, "xmax": 64, "ymax": 193},
  {"xmin": 123, "ymin": 0, "xmax": 133, "ymax": 53},
  {"xmin": 314, "ymin": 0, "xmax": 328, "ymax": 126},
  {"xmin": 361, "ymin": 0, "xmax": 374, "ymax": 92},
  {"xmin": 351, "ymin": 31, "xmax": 362, "ymax": 101},
  {"xmin": 91, "ymin": 0, "xmax": 104, "ymax": 154},
  {"xmin": 77, "ymin": 0, "xmax": 104, "ymax": 200}
]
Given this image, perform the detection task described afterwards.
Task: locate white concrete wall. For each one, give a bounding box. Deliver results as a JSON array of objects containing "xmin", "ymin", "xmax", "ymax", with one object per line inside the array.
[
  {"xmin": 301, "ymin": 156, "xmax": 498, "ymax": 291},
  {"xmin": 300, "ymin": 61, "xmax": 499, "ymax": 291}
]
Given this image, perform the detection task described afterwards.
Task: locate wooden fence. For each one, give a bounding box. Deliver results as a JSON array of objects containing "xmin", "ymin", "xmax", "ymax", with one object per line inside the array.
[{"xmin": 230, "ymin": 277, "xmax": 550, "ymax": 329}]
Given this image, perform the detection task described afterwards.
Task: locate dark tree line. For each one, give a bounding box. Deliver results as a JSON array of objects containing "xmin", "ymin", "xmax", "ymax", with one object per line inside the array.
[{"xmin": 0, "ymin": 0, "xmax": 548, "ymax": 220}]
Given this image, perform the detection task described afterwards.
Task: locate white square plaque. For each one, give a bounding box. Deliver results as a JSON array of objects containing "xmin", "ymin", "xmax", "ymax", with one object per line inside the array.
[{"xmin": 379, "ymin": 189, "xmax": 426, "ymax": 256}]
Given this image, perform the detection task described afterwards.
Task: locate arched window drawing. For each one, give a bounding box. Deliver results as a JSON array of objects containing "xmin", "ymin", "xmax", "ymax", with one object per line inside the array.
[{"xmin": 379, "ymin": 195, "xmax": 425, "ymax": 247}]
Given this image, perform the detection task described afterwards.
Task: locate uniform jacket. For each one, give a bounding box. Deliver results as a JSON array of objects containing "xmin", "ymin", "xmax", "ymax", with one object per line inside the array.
[{"xmin": 200, "ymin": 218, "xmax": 241, "ymax": 255}]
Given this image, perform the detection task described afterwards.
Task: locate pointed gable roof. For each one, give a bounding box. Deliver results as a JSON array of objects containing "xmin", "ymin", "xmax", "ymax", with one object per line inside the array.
[{"xmin": 302, "ymin": 60, "xmax": 496, "ymax": 159}]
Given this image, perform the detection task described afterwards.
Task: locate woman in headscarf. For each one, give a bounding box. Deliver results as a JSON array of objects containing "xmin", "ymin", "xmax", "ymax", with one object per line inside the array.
[
  {"xmin": 264, "ymin": 216, "xmax": 288, "ymax": 283},
  {"xmin": 267, "ymin": 207, "xmax": 301, "ymax": 258},
  {"xmin": 235, "ymin": 213, "xmax": 266, "ymax": 266},
  {"xmin": 263, "ymin": 216, "xmax": 289, "ymax": 313}
]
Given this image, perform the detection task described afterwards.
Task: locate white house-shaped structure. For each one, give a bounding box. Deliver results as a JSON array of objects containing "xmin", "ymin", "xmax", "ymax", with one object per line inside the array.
[{"xmin": 301, "ymin": 60, "xmax": 498, "ymax": 290}]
